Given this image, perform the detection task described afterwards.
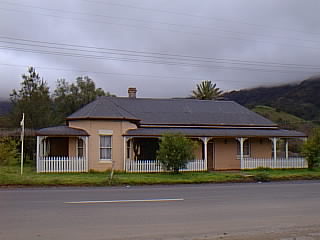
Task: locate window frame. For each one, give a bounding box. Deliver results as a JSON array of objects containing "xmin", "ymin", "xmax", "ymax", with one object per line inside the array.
[
  {"xmin": 237, "ymin": 139, "xmax": 251, "ymax": 158},
  {"xmin": 99, "ymin": 135, "xmax": 112, "ymax": 161},
  {"xmin": 77, "ymin": 138, "xmax": 84, "ymax": 158}
]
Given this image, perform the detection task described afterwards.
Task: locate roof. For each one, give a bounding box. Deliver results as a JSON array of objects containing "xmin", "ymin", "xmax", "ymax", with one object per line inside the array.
[
  {"xmin": 36, "ymin": 126, "xmax": 89, "ymax": 136},
  {"xmin": 125, "ymin": 127, "xmax": 306, "ymax": 138},
  {"xmin": 67, "ymin": 97, "xmax": 277, "ymax": 127}
]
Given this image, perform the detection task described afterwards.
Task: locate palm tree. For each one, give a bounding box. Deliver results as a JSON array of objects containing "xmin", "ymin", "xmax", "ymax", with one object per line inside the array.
[{"xmin": 192, "ymin": 80, "xmax": 223, "ymax": 100}]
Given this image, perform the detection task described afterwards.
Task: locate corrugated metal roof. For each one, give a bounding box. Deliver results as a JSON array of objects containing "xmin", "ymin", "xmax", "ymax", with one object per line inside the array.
[
  {"xmin": 125, "ymin": 127, "xmax": 306, "ymax": 138},
  {"xmin": 36, "ymin": 126, "xmax": 89, "ymax": 136},
  {"xmin": 67, "ymin": 97, "xmax": 276, "ymax": 127}
]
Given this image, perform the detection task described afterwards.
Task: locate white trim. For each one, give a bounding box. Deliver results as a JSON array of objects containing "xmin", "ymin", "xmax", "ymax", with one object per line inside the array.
[
  {"xmin": 200, "ymin": 137, "xmax": 208, "ymax": 171},
  {"xmin": 269, "ymin": 137, "xmax": 278, "ymax": 160},
  {"xmin": 36, "ymin": 136, "xmax": 40, "ymax": 173},
  {"xmin": 236, "ymin": 137, "xmax": 248, "ymax": 169},
  {"xmin": 98, "ymin": 160, "xmax": 112, "ymax": 163},
  {"xmin": 98, "ymin": 130, "xmax": 113, "ymax": 135},
  {"xmin": 99, "ymin": 135, "xmax": 112, "ymax": 161},
  {"xmin": 123, "ymin": 136, "xmax": 127, "ymax": 171},
  {"xmin": 285, "ymin": 138, "xmax": 289, "ymax": 160},
  {"xmin": 85, "ymin": 136, "xmax": 89, "ymax": 171}
]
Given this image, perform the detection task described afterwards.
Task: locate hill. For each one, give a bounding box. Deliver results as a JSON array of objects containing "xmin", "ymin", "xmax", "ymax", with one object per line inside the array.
[
  {"xmin": 224, "ymin": 76, "xmax": 320, "ymax": 123},
  {"xmin": 0, "ymin": 100, "xmax": 11, "ymax": 116}
]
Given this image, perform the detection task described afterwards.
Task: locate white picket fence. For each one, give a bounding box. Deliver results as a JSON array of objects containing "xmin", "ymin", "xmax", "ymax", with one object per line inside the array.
[
  {"xmin": 242, "ymin": 157, "xmax": 307, "ymax": 169},
  {"xmin": 126, "ymin": 159, "xmax": 206, "ymax": 173},
  {"xmin": 37, "ymin": 156, "xmax": 88, "ymax": 173}
]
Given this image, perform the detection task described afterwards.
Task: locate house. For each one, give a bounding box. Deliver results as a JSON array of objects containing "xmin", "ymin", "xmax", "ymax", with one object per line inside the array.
[{"xmin": 36, "ymin": 88, "xmax": 307, "ymax": 173}]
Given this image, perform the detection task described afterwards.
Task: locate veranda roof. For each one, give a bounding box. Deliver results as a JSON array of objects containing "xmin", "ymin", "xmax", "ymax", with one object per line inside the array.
[
  {"xmin": 36, "ymin": 126, "xmax": 89, "ymax": 136},
  {"xmin": 124, "ymin": 127, "xmax": 306, "ymax": 138}
]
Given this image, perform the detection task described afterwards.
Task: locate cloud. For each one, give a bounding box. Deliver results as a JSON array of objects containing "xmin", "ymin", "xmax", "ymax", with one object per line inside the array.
[{"xmin": 0, "ymin": 0, "xmax": 320, "ymax": 98}]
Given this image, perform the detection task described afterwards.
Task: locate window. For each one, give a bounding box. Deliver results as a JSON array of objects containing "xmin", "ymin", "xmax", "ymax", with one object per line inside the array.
[
  {"xmin": 100, "ymin": 135, "xmax": 112, "ymax": 160},
  {"xmin": 77, "ymin": 139, "xmax": 84, "ymax": 157},
  {"xmin": 237, "ymin": 140, "xmax": 250, "ymax": 156}
]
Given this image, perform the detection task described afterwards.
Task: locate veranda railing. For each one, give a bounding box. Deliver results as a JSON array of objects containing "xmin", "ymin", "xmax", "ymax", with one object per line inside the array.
[
  {"xmin": 126, "ymin": 159, "xmax": 206, "ymax": 173},
  {"xmin": 37, "ymin": 156, "xmax": 88, "ymax": 173},
  {"xmin": 242, "ymin": 157, "xmax": 307, "ymax": 169}
]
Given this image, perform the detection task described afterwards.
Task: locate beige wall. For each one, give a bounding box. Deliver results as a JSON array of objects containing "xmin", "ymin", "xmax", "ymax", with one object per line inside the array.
[
  {"xmin": 211, "ymin": 138, "xmax": 273, "ymax": 170},
  {"xmin": 193, "ymin": 139, "xmax": 203, "ymax": 159},
  {"xmin": 250, "ymin": 138, "xmax": 272, "ymax": 158},
  {"xmin": 68, "ymin": 137, "xmax": 77, "ymax": 157},
  {"xmin": 214, "ymin": 138, "xmax": 240, "ymax": 170},
  {"xmin": 69, "ymin": 120, "xmax": 137, "ymax": 171},
  {"xmin": 67, "ymin": 119, "xmax": 274, "ymax": 172}
]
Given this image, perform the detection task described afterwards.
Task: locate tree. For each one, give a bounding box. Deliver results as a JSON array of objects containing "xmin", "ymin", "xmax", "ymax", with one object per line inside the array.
[
  {"xmin": 192, "ymin": 80, "xmax": 223, "ymax": 100},
  {"xmin": 0, "ymin": 137, "xmax": 19, "ymax": 166},
  {"xmin": 53, "ymin": 76, "xmax": 114, "ymax": 123},
  {"xmin": 10, "ymin": 67, "xmax": 54, "ymax": 129},
  {"xmin": 157, "ymin": 133, "xmax": 195, "ymax": 173},
  {"xmin": 301, "ymin": 128, "xmax": 320, "ymax": 169}
]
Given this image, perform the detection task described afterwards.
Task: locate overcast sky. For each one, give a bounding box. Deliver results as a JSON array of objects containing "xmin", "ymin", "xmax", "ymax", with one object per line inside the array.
[{"xmin": 0, "ymin": 0, "xmax": 320, "ymax": 98}]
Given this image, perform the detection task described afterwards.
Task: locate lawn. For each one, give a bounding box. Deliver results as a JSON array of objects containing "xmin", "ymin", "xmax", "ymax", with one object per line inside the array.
[{"xmin": 1, "ymin": 166, "xmax": 320, "ymax": 187}]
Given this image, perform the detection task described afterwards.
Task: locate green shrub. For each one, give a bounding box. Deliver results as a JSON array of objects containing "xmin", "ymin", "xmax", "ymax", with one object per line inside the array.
[
  {"xmin": 302, "ymin": 128, "xmax": 320, "ymax": 169},
  {"xmin": 157, "ymin": 133, "xmax": 196, "ymax": 173},
  {"xmin": 254, "ymin": 172, "xmax": 271, "ymax": 182},
  {"xmin": 0, "ymin": 137, "xmax": 20, "ymax": 166}
]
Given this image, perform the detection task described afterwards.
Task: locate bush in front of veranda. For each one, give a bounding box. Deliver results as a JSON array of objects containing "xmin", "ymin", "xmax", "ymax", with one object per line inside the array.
[
  {"xmin": 157, "ymin": 133, "xmax": 196, "ymax": 173},
  {"xmin": 0, "ymin": 137, "xmax": 20, "ymax": 166},
  {"xmin": 301, "ymin": 128, "xmax": 320, "ymax": 169}
]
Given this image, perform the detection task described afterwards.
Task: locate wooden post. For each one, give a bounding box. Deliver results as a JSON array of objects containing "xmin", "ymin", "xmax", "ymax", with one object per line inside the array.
[
  {"xmin": 236, "ymin": 137, "xmax": 247, "ymax": 169},
  {"xmin": 202, "ymin": 137, "xmax": 208, "ymax": 171},
  {"xmin": 285, "ymin": 138, "xmax": 289, "ymax": 160},
  {"xmin": 85, "ymin": 136, "xmax": 89, "ymax": 172},
  {"xmin": 20, "ymin": 113, "xmax": 25, "ymax": 175},
  {"xmin": 36, "ymin": 136, "xmax": 40, "ymax": 173}
]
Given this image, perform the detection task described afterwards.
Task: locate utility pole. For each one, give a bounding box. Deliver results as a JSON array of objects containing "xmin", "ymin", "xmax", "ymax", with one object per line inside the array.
[{"xmin": 20, "ymin": 113, "xmax": 25, "ymax": 175}]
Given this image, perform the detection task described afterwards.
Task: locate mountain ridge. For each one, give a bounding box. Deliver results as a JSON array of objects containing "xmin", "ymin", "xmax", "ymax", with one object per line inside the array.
[{"xmin": 224, "ymin": 76, "xmax": 320, "ymax": 123}]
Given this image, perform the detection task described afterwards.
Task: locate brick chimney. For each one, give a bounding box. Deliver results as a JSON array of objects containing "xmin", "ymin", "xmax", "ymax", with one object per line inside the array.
[{"xmin": 128, "ymin": 87, "xmax": 137, "ymax": 98}]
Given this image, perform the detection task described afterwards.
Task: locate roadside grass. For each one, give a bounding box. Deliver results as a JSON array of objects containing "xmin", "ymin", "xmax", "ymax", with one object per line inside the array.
[
  {"xmin": 1, "ymin": 166, "xmax": 320, "ymax": 187},
  {"xmin": 244, "ymin": 168, "xmax": 320, "ymax": 181}
]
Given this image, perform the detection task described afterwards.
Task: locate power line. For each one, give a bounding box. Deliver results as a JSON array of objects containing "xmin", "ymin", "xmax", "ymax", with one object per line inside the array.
[
  {"xmin": 1, "ymin": 5, "xmax": 320, "ymax": 52},
  {"xmin": 0, "ymin": 62, "xmax": 272, "ymax": 84},
  {"xmin": 1, "ymin": 36, "xmax": 320, "ymax": 70},
  {"xmin": 1, "ymin": 0, "xmax": 320, "ymax": 45},
  {"xmin": 83, "ymin": 0, "xmax": 320, "ymax": 37},
  {"xmin": 1, "ymin": 45, "xmax": 320, "ymax": 75}
]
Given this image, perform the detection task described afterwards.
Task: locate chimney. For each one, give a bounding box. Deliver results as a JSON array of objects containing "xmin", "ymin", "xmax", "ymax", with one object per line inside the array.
[{"xmin": 128, "ymin": 87, "xmax": 137, "ymax": 98}]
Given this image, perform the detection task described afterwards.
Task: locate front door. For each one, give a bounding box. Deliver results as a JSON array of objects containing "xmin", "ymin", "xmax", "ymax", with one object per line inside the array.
[{"xmin": 207, "ymin": 141, "xmax": 215, "ymax": 170}]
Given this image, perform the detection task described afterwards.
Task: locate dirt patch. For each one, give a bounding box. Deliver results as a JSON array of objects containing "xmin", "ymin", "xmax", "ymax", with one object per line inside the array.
[{"xmin": 201, "ymin": 225, "xmax": 320, "ymax": 240}]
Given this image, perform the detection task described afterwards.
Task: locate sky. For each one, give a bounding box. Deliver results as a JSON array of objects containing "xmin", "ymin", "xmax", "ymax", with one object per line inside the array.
[{"xmin": 0, "ymin": 0, "xmax": 320, "ymax": 99}]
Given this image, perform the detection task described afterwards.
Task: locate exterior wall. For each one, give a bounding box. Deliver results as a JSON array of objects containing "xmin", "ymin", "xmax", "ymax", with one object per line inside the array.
[
  {"xmin": 69, "ymin": 120, "xmax": 137, "ymax": 171},
  {"xmin": 193, "ymin": 139, "xmax": 203, "ymax": 159},
  {"xmin": 214, "ymin": 138, "xmax": 240, "ymax": 170},
  {"xmin": 68, "ymin": 137, "xmax": 77, "ymax": 157},
  {"xmin": 250, "ymin": 138, "xmax": 272, "ymax": 158}
]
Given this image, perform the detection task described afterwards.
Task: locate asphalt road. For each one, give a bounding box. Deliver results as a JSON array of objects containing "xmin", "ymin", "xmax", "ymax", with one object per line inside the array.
[{"xmin": 1, "ymin": 181, "xmax": 320, "ymax": 240}]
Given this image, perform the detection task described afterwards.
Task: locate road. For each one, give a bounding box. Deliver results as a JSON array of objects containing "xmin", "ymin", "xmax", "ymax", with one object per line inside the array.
[{"xmin": 1, "ymin": 181, "xmax": 320, "ymax": 240}]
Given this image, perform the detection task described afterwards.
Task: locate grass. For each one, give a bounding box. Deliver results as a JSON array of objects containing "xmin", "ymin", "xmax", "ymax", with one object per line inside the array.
[{"xmin": 1, "ymin": 166, "xmax": 320, "ymax": 187}]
